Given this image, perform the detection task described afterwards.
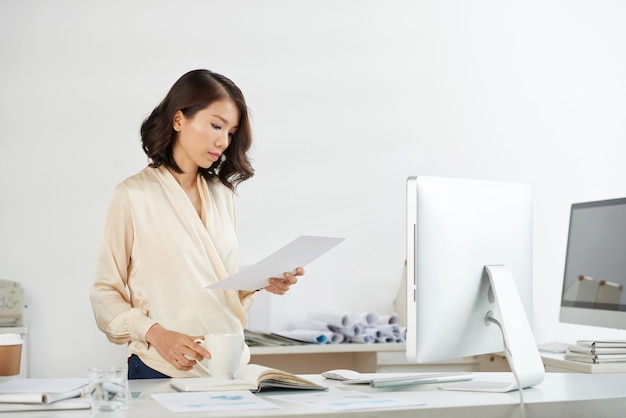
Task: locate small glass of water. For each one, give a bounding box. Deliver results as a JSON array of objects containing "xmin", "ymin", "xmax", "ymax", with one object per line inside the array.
[{"xmin": 88, "ymin": 366, "xmax": 127, "ymax": 411}]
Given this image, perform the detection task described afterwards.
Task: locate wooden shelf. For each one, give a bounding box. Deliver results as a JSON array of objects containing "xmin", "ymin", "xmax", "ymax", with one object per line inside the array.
[
  {"xmin": 249, "ymin": 343, "xmax": 404, "ymax": 373},
  {"xmin": 249, "ymin": 343, "xmax": 489, "ymax": 374},
  {"xmin": 249, "ymin": 342, "xmax": 405, "ymax": 355}
]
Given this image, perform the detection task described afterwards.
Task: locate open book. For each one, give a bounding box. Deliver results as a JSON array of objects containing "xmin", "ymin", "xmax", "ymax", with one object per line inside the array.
[
  {"xmin": 170, "ymin": 364, "xmax": 326, "ymax": 392},
  {"xmin": 0, "ymin": 378, "xmax": 90, "ymax": 411}
]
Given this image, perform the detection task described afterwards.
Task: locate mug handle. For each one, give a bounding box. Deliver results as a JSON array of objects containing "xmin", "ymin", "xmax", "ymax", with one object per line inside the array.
[{"xmin": 192, "ymin": 338, "xmax": 211, "ymax": 376}]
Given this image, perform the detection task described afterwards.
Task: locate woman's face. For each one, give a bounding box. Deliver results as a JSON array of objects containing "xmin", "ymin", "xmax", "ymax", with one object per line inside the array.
[{"xmin": 172, "ymin": 99, "xmax": 240, "ymax": 172}]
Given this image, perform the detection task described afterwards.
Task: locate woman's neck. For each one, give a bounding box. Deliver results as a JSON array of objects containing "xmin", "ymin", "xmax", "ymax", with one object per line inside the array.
[
  {"xmin": 168, "ymin": 166, "xmax": 197, "ymax": 191},
  {"xmin": 167, "ymin": 166, "xmax": 203, "ymax": 218}
]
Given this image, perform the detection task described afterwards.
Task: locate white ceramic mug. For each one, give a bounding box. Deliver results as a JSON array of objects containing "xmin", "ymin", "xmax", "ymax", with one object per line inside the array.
[{"xmin": 194, "ymin": 333, "xmax": 244, "ymax": 379}]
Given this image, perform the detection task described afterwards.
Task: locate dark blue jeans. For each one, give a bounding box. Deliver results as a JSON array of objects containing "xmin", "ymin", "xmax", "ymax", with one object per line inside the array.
[{"xmin": 128, "ymin": 354, "xmax": 170, "ymax": 380}]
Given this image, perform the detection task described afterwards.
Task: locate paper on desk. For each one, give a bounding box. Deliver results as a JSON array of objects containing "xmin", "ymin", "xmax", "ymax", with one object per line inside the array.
[
  {"xmin": 151, "ymin": 391, "xmax": 278, "ymax": 413},
  {"xmin": 271, "ymin": 390, "xmax": 426, "ymax": 411},
  {"xmin": 208, "ymin": 236, "xmax": 345, "ymax": 290}
]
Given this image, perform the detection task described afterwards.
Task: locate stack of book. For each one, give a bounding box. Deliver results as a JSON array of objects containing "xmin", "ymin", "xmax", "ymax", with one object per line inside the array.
[{"xmin": 565, "ymin": 340, "xmax": 626, "ymax": 364}]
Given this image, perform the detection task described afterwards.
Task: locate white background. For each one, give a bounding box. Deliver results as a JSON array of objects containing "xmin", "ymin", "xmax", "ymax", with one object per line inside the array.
[{"xmin": 1, "ymin": 0, "xmax": 626, "ymax": 378}]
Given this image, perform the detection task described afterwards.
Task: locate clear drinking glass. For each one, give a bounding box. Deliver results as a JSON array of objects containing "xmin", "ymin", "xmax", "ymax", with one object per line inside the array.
[{"xmin": 88, "ymin": 366, "xmax": 127, "ymax": 411}]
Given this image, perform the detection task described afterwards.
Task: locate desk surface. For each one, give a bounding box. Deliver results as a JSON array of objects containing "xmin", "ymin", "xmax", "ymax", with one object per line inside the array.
[{"xmin": 12, "ymin": 372, "xmax": 626, "ymax": 418}]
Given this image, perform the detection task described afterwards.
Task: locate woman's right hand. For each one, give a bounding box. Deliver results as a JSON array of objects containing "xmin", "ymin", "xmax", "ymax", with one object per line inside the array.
[{"xmin": 145, "ymin": 324, "xmax": 211, "ymax": 371}]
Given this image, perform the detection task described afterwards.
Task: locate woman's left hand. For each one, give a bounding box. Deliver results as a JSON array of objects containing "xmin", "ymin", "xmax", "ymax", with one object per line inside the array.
[{"xmin": 264, "ymin": 267, "xmax": 304, "ymax": 295}]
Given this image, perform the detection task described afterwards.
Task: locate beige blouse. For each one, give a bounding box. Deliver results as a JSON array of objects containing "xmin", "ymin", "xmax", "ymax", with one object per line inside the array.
[{"xmin": 90, "ymin": 165, "xmax": 254, "ymax": 377}]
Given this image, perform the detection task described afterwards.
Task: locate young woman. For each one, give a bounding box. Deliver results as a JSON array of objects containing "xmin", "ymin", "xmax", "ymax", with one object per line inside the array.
[{"xmin": 90, "ymin": 69, "xmax": 303, "ymax": 379}]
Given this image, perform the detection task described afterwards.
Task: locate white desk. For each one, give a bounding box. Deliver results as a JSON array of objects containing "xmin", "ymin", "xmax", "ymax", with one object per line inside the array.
[{"xmin": 14, "ymin": 372, "xmax": 626, "ymax": 418}]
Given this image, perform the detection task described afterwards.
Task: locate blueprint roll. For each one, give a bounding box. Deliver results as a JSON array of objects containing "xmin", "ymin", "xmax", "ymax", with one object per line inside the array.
[
  {"xmin": 307, "ymin": 310, "xmax": 352, "ymax": 328},
  {"xmin": 376, "ymin": 335, "xmax": 396, "ymax": 343},
  {"xmin": 289, "ymin": 319, "xmax": 330, "ymax": 332},
  {"xmin": 374, "ymin": 324, "xmax": 399, "ymax": 339},
  {"xmin": 350, "ymin": 334, "xmax": 374, "ymax": 344},
  {"xmin": 363, "ymin": 327, "xmax": 378, "ymax": 338},
  {"xmin": 328, "ymin": 323, "xmax": 362, "ymax": 338},
  {"xmin": 377, "ymin": 313, "xmax": 400, "ymax": 325},
  {"xmin": 347, "ymin": 312, "xmax": 380, "ymax": 327},
  {"xmin": 396, "ymin": 327, "xmax": 407, "ymax": 342}
]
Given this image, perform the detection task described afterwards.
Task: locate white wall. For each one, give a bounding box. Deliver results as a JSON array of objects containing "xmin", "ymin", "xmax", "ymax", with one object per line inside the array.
[{"xmin": 1, "ymin": 0, "xmax": 626, "ymax": 378}]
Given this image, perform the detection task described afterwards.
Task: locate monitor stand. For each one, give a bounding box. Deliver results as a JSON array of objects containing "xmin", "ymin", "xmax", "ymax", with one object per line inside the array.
[{"xmin": 441, "ymin": 265, "xmax": 545, "ymax": 393}]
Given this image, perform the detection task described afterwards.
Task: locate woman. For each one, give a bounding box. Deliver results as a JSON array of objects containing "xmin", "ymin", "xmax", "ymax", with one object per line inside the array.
[{"xmin": 90, "ymin": 69, "xmax": 302, "ymax": 379}]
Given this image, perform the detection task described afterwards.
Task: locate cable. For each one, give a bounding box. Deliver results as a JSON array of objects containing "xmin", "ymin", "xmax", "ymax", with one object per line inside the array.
[{"xmin": 486, "ymin": 316, "xmax": 525, "ymax": 418}]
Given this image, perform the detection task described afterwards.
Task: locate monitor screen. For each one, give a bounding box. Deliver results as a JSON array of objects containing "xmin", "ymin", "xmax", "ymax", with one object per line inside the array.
[
  {"xmin": 559, "ymin": 198, "xmax": 626, "ymax": 330},
  {"xmin": 405, "ymin": 176, "xmax": 543, "ymax": 391}
]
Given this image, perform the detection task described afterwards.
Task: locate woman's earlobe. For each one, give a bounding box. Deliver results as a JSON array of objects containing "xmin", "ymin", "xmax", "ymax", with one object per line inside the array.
[{"xmin": 172, "ymin": 110, "xmax": 183, "ymax": 132}]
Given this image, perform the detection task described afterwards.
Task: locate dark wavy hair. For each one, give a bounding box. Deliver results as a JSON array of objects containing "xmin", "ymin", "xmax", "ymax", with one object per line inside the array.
[{"xmin": 140, "ymin": 69, "xmax": 254, "ymax": 191}]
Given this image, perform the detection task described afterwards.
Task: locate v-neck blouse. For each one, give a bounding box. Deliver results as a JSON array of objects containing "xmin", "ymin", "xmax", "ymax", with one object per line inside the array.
[{"xmin": 91, "ymin": 165, "xmax": 253, "ymax": 377}]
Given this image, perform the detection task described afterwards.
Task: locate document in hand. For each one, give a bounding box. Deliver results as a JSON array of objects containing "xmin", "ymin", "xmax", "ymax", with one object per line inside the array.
[
  {"xmin": 208, "ymin": 236, "xmax": 344, "ymax": 290},
  {"xmin": 170, "ymin": 364, "xmax": 327, "ymax": 392}
]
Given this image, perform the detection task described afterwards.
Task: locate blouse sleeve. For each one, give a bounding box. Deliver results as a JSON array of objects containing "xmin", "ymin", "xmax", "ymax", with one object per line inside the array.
[
  {"xmin": 238, "ymin": 290, "xmax": 256, "ymax": 313},
  {"xmin": 90, "ymin": 184, "xmax": 156, "ymax": 344}
]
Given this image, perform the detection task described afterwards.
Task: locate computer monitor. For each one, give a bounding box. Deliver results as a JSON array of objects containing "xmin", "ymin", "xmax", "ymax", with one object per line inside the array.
[
  {"xmin": 559, "ymin": 198, "xmax": 626, "ymax": 330},
  {"xmin": 405, "ymin": 176, "xmax": 544, "ymax": 392}
]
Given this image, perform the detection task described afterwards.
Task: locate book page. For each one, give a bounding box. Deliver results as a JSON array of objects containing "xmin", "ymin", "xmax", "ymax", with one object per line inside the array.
[
  {"xmin": 242, "ymin": 365, "xmax": 325, "ymax": 390},
  {"xmin": 170, "ymin": 364, "xmax": 325, "ymax": 392},
  {"xmin": 170, "ymin": 365, "xmax": 269, "ymax": 392},
  {"xmin": 170, "ymin": 376, "xmax": 254, "ymax": 392}
]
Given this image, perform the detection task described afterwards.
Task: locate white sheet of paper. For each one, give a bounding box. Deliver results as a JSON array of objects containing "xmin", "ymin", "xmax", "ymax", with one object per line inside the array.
[
  {"xmin": 151, "ymin": 391, "xmax": 278, "ymax": 413},
  {"xmin": 271, "ymin": 390, "xmax": 426, "ymax": 411},
  {"xmin": 208, "ymin": 236, "xmax": 344, "ymax": 290}
]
